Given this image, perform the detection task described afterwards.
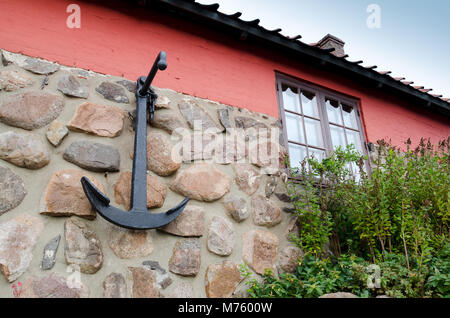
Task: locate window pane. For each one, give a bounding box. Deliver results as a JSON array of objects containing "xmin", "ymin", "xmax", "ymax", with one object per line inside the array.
[
  {"xmin": 350, "ymin": 162, "xmax": 363, "ymax": 182},
  {"xmin": 346, "ymin": 129, "xmax": 363, "ymax": 153},
  {"xmin": 301, "ymin": 90, "xmax": 319, "ymax": 118},
  {"xmin": 330, "ymin": 125, "xmax": 346, "ymax": 150},
  {"xmin": 308, "ymin": 148, "xmax": 325, "ymax": 162},
  {"xmin": 342, "ymin": 103, "xmax": 358, "ymax": 129},
  {"xmin": 282, "ymin": 84, "xmax": 300, "ymax": 113},
  {"xmin": 288, "ymin": 143, "xmax": 307, "ymax": 168},
  {"xmin": 304, "ymin": 117, "xmax": 323, "ymax": 148},
  {"xmin": 326, "ymin": 98, "xmax": 342, "ymax": 125},
  {"xmin": 285, "ymin": 113, "xmax": 305, "ymax": 144}
]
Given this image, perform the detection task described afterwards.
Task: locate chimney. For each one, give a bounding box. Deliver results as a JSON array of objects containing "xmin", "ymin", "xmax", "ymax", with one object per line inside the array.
[{"xmin": 316, "ymin": 34, "xmax": 345, "ymax": 57}]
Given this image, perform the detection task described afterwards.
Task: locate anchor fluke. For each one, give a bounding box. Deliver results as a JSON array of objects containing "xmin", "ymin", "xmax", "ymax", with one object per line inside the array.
[
  {"xmin": 81, "ymin": 176, "xmax": 110, "ymax": 205},
  {"xmin": 81, "ymin": 176, "xmax": 190, "ymax": 230}
]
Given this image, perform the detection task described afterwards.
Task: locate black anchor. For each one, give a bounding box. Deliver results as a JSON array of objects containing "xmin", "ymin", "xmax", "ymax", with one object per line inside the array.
[{"xmin": 81, "ymin": 51, "xmax": 190, "ymax": 230}]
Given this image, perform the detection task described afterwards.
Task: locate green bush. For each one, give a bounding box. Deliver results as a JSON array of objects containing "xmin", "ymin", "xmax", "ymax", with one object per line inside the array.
[
  {"xmin": 240, "ymin": 255, "xmax": 372, "ymax": 298},
  {"xmin": 243, "ymin": 137, "xmax": 449, "ymax": 298},
  {"xmin": 242, "ymin": 245, "xmax": 449, "ymax": 298},
  {"xmin": 287, "ymin": 137, "xmax": 449, "ymax": 264}
]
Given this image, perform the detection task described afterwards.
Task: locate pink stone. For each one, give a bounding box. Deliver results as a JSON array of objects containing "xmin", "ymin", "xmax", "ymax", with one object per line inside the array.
[
  {"xmin": 170, "ymin": 163, "xmax": 231, "ymax": 202},
  {"xmin": 242, "ymin": 229, "xmax": 279, "ymax": 275},
  {"xmin": 159, "ymin": 205, "xmax": 205, "ymax": 237},
  {"xmin": 0, "ymin": 214, "xmax": 44, "ymax": 282},
  {"xmin": 67, "ymin": 102, "xmax": 125, "ymax": 137},
  {"xmin": 205, "ymin": 261, "xmax": 242, "ymax": 298},
  {"xmin": 40, "ymin": 169, "xmax": 105, "ymax": 220},
  {"xmin": 114, "ymin": 171, "xmax": 166, "ymax": 210}
]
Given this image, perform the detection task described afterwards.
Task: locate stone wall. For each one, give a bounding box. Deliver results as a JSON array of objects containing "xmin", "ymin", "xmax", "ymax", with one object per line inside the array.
[{"xmin": 0, "ymin": 50, "xmax": 297, "ymax": 298}]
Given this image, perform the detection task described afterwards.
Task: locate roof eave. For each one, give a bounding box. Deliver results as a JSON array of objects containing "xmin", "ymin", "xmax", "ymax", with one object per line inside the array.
[{"xmin": 146, "ymin": 0, "xmax": 450, "ymax": 117}]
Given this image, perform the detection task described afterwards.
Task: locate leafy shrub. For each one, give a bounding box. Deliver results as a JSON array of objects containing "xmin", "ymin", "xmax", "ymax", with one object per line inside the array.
[
  {"xmin": 242, "ymin": 248, "xmax": 449, "ymax": 298},
  {"xmin": 425, "ymin": 243, "xmax": 450, "ymax": 297},
  {"xmin": 241, "ymin": 255, "xmax": 370, "ymax": 298},
  {"xmin": 287, "ymin": 137, "xmax": 449, "ymax": 265},
  {"xmin": 245, "ymin": 137, "xmax": 450, "ymax": 298}
]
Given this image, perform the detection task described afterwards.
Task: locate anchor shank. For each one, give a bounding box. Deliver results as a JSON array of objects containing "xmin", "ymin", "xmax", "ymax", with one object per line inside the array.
[
  {"xmin": 130, "ymin": 87, "xmax": 150, "ymax": 212},
  {"xmin": 80, "ymin": 51, "xmax": 190, "ymax": 229}
]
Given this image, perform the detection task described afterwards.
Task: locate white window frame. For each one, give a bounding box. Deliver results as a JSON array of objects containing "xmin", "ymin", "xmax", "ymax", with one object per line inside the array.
[{"xmin": 275, "ymin": 73, "xmax": 370, "ymax": 174}]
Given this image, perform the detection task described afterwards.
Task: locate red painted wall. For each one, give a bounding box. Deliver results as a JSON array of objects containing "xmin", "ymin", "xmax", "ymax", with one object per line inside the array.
[{"xmin": 0, "ymin": 0, "xmax": 448, "ymax": 146}]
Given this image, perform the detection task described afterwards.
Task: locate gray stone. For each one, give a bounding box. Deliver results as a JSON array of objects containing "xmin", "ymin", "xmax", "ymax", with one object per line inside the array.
[
  {"xmin": 64, "ymin": 217, "xmax": 103, "ymax": 274},
  {"xmin": 40, "ymin": 75, "xmax": 49, "ymax": 89},
  {"xmin": 234, "ymin": 163, "xmax": 261, "ymax": 196},
  {"xmin": 271, "ymin": 120, "xmax": 285, "ymax": 146},
  {"xmin": 57, "ymin": 74, "xmax": 89, "ymax": 98},
  {"xmin": 0, "ymin": 166, "xmax": 26, "ymax": 215},
  {"xmin": 150, "ymin": 111, "xmax": 184, "ymax": 134},
  {"xmin": 108, "ymin": 225, "xmax": 153, "ymax": 259},
  {"xmin": 71, "ymin": 69, "xmax": 91, "ymax": 78},
  {"xmin": 207, "ymin": 216, "xmax": 234, "ymax": 256},
  {"xmin": 142, "ymin": 260, "xmax": 166, "ymax": 273},
  {"xmin": 1, "ymin": 51, "xmax": 11, "ymax": 66},
  {"xmin": 234, "ymin": 116, "xmax": 268, "ymax": 130},
  {"xmin": 96, "ymin": 81, "xmax": 129, "ymax": 103},
  {"xmin": 20, "ymin": 273, "xmax": 89, "ymax": 298},
  {"xmin": 158, "ymin": 205, "xmax": 205, "ymax": 237},
  {"xmin": 265, "ymin": 175, "xmax": 277, "ymax": 198},
  {"xmin": 0, "ymin": 70, "xmax": 33, "ymax": 91},
  {"xmin": 275, "ymin": 192, "xmax": 291, "ymax": 203},
  {"xmin": 128, "ymin": 267, "xmax": 162, "ymax": 298},
  {"xmin": 142, "ymin": 260, "xmax": 173, "ymax": 289},
  {"xmin": 283, "ymin": 207, "xmax": 296, "ymax": 214},
  {"xmin": 181, "ymin": 132, "xmax": 216, "ymax": 162},
  {"xmin": 167, "ymin": 282, "xmax": 193, "ymax": 298},
  {"xmin": 42, "ymin": 235, "xmax": 61, "ymax": 270},
  {"xmin": 46, "ymin": 120, "xmax": 69, "ymax": 147},
  {"xmin": 248, "ymin": 139, "xmax": 285, "ymax": 174},
  {"xmin": 103, "ymin": 272, "xmax": 127, "ymax": 298},
  {"xmin": 319, "ymin": 292, "xmax": 358, "ymax": 298},
  {"xmin": 155, "ymin": 95, "xmax": 171, "ymax": 109},
  {"xmin": 285, "ymin": 217, "xmax": 300, "ymax": 240},
  {"xmin": 178, "ymin": 99, "xmax": 223, "ymax": 132},
  {"xmin": 218, "ymin": 108, "xmax": 232, "ymax": 132},
  {"xmin": 22, "ymin": 57, "xmax": 60, "ymax": 75},
  {"xmin": 278, "ymin": 246, "xmax": 304, "ymax": 274},
  {"xmin": 231, "ymin": 286, "xmax": 250, "ymax": 298},
  {"xmin": 116, "ymin": 79, "xmax": 136, "ymax": 93},
  {"xmin": 63, "ymin": 140, "xmax": 120, "ymax": 172},
  {"xmin": 251, "ymin": 194, "xmax": 282, "ymax": 227},
  {"xmin": 0, "ymin": 91, "xmax": 64, "ymax": 130},
  {"xmin": 214, "ymin": 135, "xmax": 247, "ymax": 164},
  {"xmin": 0, "ymin": 214, "xmax": 44, "ymax": 282},
  {"xmin": 0, "ymin": 131, "xmax": 50, "ymax": 169},
  {"xmin": 222, "ymin": 195, "xmax": 249, "ymax": 222},
  {"xmin": 169, "ymin": 239, "xmax": 201, "ymax": 276}
]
